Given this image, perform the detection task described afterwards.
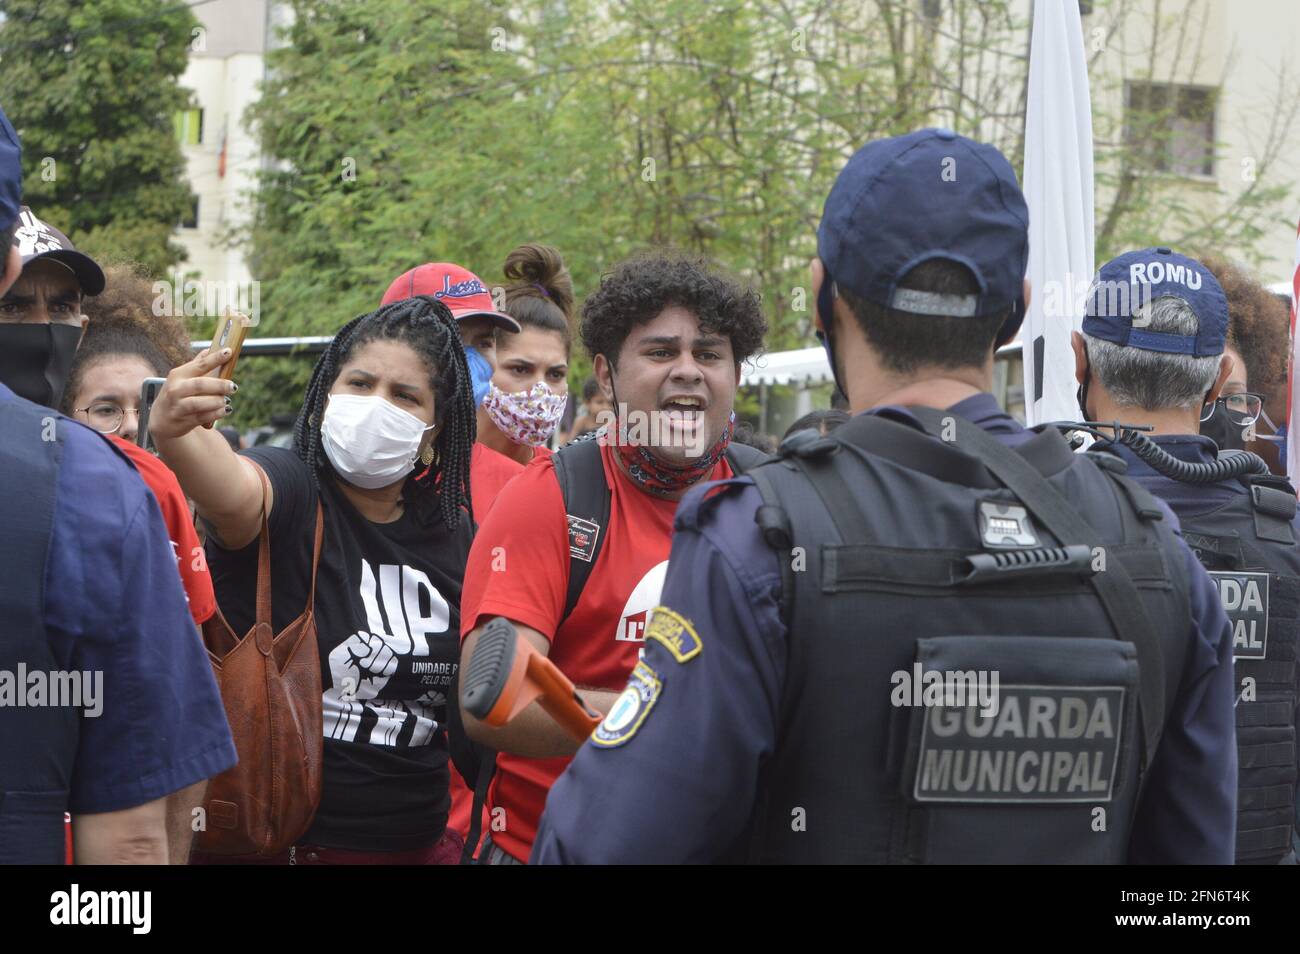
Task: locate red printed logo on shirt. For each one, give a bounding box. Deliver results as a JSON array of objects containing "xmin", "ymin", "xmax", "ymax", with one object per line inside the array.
[{"xmin": 615, "ymin": 561, "xmax": 668, "ymax": 642}]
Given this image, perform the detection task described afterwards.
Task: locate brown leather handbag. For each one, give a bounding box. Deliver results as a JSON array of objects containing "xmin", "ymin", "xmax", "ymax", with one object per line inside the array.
[{"xmin": 196, "ymin": 464, "xmax": 325, "ymax": 857}]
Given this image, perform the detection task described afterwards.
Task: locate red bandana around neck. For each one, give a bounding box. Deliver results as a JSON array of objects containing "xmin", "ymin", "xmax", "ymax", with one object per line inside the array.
[{"xmin": 607, "ymin": 412, "xmax": 735, "ymax": 497}]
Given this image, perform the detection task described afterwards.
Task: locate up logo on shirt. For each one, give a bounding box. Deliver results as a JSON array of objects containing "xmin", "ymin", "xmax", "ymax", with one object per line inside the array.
[
  {"xmin": 615, "ymin": 561, "xmax": 669, "ymax": 644},
  {"xmin": 322, "ymin": 560, "xmax": 451, "ymax": 748}
]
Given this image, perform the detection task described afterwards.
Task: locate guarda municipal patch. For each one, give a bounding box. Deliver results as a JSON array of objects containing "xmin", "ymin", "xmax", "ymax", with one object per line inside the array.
[
  {"xmin": 591, "ymin": 661, "xmax": 662, "ymax": 748},
  {"xmin": 912, "ymin": 685, "xmax": 1126, "ymax": 804},
  {"xmin": 1208, "ymin": 571, "xmax": 1269, "ymax": 660},
  {"xmin": 644, "ymin": 605, "xmax": 702, "ymax": 663}
]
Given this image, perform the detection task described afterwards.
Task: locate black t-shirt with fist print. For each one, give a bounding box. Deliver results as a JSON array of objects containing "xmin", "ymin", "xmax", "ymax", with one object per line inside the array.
[{"xmin": 206, "ymin": 446, "xmax": 473, "ymax": 851}]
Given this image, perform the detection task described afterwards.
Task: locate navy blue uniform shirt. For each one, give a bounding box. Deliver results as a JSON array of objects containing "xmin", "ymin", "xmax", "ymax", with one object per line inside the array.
[
  {"xmin": 1104, "ymin": 432, "xmax": 1297, "ymax": 859},
  {"xmin": 29, "ymin": 387, "xmax": 236, "ymax": 813},
  {"xmin": 532, "ymin": 394, "xmax": 1237, "ymax": 864}
]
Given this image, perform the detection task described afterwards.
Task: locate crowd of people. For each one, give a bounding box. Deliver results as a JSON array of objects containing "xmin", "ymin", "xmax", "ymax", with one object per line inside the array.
[{"xmin": 1, "ymin": 96, "xmax": 1297, "ymax": 866}]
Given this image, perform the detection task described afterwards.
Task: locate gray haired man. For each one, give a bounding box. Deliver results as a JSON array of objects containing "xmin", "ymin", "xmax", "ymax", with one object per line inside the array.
[{"xmin": 1074, "ymin": 246, "xmax": 1298, "ymax": 864}]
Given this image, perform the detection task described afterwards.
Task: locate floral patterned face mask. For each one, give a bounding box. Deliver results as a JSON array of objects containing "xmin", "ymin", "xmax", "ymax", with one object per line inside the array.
[{"xmin": 483, "ymin": 380, "xmax": 569, "ymax": 447}]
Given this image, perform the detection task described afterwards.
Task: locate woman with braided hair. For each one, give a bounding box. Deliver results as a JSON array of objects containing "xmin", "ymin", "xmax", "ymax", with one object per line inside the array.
[{"xmin": 150, "ymin": 295, "xmax": 477, "ymax": 864}]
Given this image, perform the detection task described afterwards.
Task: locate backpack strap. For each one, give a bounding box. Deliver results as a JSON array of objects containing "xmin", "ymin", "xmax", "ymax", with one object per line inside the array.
[
  {"xmin": 460, "ymin": 748, "xmax": 497, "ymax": 865},
  {"xmin": 552, "ymin": 438, "xmax": 611, "ymax": 625}
]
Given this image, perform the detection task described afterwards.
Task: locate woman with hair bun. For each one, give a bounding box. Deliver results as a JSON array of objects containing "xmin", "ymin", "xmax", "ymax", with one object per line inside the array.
[
  {"xmin": 447, "ymin": 244, "xmax": 574, "ymax": 849},
  {"xmin": 476, "ymin": 243, "xmax": 573, "ymax": 468}
]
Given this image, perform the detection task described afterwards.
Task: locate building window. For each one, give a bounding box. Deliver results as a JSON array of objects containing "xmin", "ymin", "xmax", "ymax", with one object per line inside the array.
[
  {"xmin": 1125, "ymin": 82, "xmax": 1216, "ymax": 177},
  {"xmin": 181, "ymin": 196, "xmax": 199, "ymax": 229},
  {"xmin": 174, "ymin": 108, "xmax": 204, "ymax": 146}
]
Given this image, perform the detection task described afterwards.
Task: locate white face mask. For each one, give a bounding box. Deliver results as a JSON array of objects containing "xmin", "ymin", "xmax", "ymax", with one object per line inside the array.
[{"xmin": 320, "ymin": 393, "xmax": 434, "ymax": 490}]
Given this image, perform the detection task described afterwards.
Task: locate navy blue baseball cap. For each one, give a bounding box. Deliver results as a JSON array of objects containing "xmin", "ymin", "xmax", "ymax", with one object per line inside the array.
[
  {"xmin": 817, "ymin": 128, "xmax": 1029, "ymax": 341},
  {"xmin": 0, "ymin": 103, "xmax": 21, "ymax": 232},
  {"xmin": 1082, "ymin": 247, "xmax": 1227, "ymax": 356}
]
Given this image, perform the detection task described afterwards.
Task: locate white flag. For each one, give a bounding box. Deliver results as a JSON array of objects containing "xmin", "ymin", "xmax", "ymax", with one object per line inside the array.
[
  {"xmin": 1021, "ymin": 0, "xmax": 1095, "ymax": 426},
  {"xmin": 1286, "ymin": 218, "xmax": 1300, "ymax": 483}
]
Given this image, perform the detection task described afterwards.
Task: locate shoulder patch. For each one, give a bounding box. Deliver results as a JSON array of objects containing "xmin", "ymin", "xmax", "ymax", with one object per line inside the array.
[
  {"xmin": 590, "ymin": 660, "xmax": 662, "ymax": 748},
  {"xmin": 644, "ymin": 605, "xmax": 702, "ymax": 663}
]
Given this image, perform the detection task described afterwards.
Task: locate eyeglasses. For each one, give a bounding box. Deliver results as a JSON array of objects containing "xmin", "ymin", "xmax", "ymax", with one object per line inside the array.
[
  {"xmin": 75, "ymin": 402, "xmax": 140, "ymax": 434},
  {"xmin": 1200, "ymin": 392, "xmax": 1264, "ymax": 427}
]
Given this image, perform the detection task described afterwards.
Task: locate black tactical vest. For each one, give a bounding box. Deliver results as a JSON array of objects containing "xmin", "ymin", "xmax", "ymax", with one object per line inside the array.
[
  {"xmin": 1171, "ymin": 477, "xmax": 1299, "ymax": 864},
  {"xmin": 738, "ymin": 409, "xmax": 1193, "ymax": 864},
  {"xmin": 0, "ymin": 389, "xmax": 77, "ymax": 863}
]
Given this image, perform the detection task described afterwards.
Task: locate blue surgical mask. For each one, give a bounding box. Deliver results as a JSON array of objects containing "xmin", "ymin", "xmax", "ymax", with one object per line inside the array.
[{"xmin": 465, "ymin": 345, "xmax": 493, "ymax": 408}]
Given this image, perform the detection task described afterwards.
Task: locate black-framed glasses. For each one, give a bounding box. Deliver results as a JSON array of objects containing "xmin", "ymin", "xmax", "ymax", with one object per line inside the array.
[
  {"xmin": 1200, "ymin": 391, "xmax": 1264, "ymax": 427},
  {"xmin": 75, "ymin": 402, "xmax": 140, "ymax": 434}
]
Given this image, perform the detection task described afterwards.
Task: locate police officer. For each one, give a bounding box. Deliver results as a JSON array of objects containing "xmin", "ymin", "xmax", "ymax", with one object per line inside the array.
[
  {"xmin": 0, "ymin": 102, "xmax": 236, "ymax": 864},
  {"xmin": 531, "ymin": 128, "xmax": 1237, "ymax": 864},
  {"xmin": 1072, "ymin": 248, "xmax": 1299, "ymax": 864}
]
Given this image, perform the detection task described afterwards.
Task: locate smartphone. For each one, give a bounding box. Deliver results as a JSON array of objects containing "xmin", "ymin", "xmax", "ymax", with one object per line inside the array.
[
  {"xmin": 210, "ymin": 311, "xmax": 251, "ymax": 381},
  {"xmin": 136, "ymin": 377, "xmax": 167, "ymax": 453}
]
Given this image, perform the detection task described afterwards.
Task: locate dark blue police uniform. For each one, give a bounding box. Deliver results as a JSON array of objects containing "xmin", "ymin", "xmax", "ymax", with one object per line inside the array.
[
  {"xmin": 532, "ymin": 395, "xmax": 1238, "ymax": 864},
  {"xmin": 1105, "ymin": 433, "xmax": 1300, "ymax": 863},
  {"xmin": 0, "ymin": 382, "xmax": 236, "ymax": 862}
]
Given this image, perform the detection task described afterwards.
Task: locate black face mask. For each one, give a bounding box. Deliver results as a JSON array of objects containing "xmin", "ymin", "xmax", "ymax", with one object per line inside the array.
[
  {"xmin": 1200, "ymin": 401, "xmax": 1249, "ymax": 452},
  {"xmin": 0, "ymin": 323, "xmax": 83, "ymax": 409}
]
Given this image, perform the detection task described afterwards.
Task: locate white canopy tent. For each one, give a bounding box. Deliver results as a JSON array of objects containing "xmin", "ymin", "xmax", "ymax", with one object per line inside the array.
[
  {"xmin": 740, "ymin": 342, "xmax": 1027, "ymax": 390},
  {"xmin": 740, "ymin": 346, "xmax": 835, "ymax": 388}
]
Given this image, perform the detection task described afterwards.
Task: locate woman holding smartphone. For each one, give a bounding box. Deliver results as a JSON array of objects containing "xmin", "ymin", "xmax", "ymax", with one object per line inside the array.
[{"xmin": 150, "ymin": 295, "xmax": 477, "ymax": 864}]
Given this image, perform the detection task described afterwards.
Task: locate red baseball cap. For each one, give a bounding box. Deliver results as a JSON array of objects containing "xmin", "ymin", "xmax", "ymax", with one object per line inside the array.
[{"xmin": 380, "ymin": 262, "xmax": 520, "ymax": 332}]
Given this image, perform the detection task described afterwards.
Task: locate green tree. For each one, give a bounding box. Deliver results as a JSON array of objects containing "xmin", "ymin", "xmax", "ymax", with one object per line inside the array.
[
  {"xmin": 241, "ymin": 0, "xmax": 1298, "ymax": 427},
  {"xmin": 0, "ymin": 0, "xmax": 197, "ymax": 274}
]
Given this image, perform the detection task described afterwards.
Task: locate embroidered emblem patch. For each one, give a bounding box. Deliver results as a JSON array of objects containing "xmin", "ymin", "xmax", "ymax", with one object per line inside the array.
[
  {"xmin": 591, "ymin": 661, "xmax": 662, "ymax": 748},
  {"xmin": 644, "ymin": 606, "xmax": 702, "ymax": 664}
]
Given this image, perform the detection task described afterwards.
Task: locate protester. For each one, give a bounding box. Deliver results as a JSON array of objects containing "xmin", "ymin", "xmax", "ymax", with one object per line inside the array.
[
  {"xmin": 379, "ymin": 261, "xmax": 522, "ymax": 525},
  {"xmin": 0, "ymin": 206, "xmax": 102, "ymax": 404},
  {"xmin": 445, "ymin": 244, "xmax": 572, "ymax": 844},
  {"xmin": 731, "ymin": 421, "xmax": 776, "ymax": 454},
  {"xmin": 476, "ymin": 243, "xmax": 573, "ymax": 467},
  {"xmin": 1200, "ymin": 254, "xmax": 1291, "ymax": 471},
  {"xmin": 533, "ymin": 129, "xmax": 1236, "ymax": 865},
  {"xmin": 565, "ymin": 376, "xmax": 613, "ymax": 442},
  {"xmin": 152, "ymin": 295, "xmax": 477, "ymax": 864},
  {"xmin": 459, "ymin": 249, "xmax": 768, "ymax": 864},
  {"xmin": 0, "ymin": 103, "xmax": 236, "ymax": 865}
]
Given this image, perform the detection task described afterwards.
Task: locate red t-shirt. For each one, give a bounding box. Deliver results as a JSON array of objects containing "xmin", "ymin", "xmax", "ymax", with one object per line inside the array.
[
  {"xmin": 450, "ymin": 441, "xmax": 532, "ymax": 842},
  {"xmin": 470, "ymin": 442, "xmax": 525, "ymax": 526},
  {"xmin": 459, "ymin": 443, "xmax": 733, "ymax": 861},
  {"xmin": 108, "ymin": 435, "xmax": 216, "ymax": 626}
]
